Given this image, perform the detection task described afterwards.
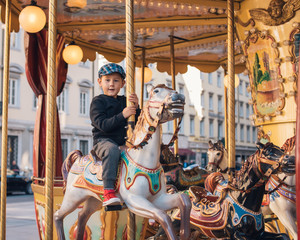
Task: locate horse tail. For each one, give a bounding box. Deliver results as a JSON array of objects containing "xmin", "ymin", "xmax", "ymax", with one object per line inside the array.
[{"xmin": 62, "ymin": 150, "xmax": 83, "ymax": 193}]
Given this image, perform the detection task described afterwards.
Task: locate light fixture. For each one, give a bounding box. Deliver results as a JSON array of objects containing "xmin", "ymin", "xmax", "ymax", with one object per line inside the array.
[
  {"xmin": 66, "ymin": 0, "xmax": 87, "ymax": 8},
  {"xmin": 137, "ymin": 66, "xmax": 153, "ymax": 83},
  {"xmin": 63, "ymin": 41, "xmax": 83, "ymax": 65},
  {"xmin": 19, "ymin": 1, "xmax": 46, "ymax": 33},
  {"xmin": 224, "ymin": 74, "xmax": 240, "ymax": 88}
]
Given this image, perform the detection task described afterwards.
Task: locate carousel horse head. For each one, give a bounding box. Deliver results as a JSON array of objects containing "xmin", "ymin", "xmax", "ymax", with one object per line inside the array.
[
  {"xmin": 206, "ymin": 140, "xmax": 228, "ymax": 173},
  {"xmin": 255, "ymin": 142, "xmax": 295, "ymax": 175},
  {"xmin": 145, "ymin": 84, "xmax": 185, "ymax": 123}
]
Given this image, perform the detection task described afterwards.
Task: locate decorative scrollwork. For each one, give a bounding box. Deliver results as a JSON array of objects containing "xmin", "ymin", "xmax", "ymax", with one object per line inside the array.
[{"xmin": 249, "ymin": 0, "xmax": 300, "ymax": 26}]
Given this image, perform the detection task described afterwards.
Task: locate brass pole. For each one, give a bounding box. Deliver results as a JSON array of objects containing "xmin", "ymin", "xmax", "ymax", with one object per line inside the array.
[
  {"xmin": 224, "ymin": 86, "xmax": 228, "ymax": 150},
  {"xmin": 125, "ymin": 0, "xmax": 136, "ymax": 239},
  {"xmin": 45, "ymin": 0, "xmax": 57, "ymax": 239},
  {"xmin": 227, "ymin": 0, "xmax": 235, "ymax": 182},
  {"xmin": 0, "ymin": 1, "xmax": 11, "ymax": 239},
  {"xmin": 170, "ymin": 35, "xmax": 178, "ymax": 155},
  {"xmin": 140, "ymin": 47, "xmax": 145, "ymax": 109},
  {"xmin": 224, "ymin": 68, "xmax": 228, "ymax": 150},
  {"xmin": 126, "ymin": 0, "xmax": 135, "ymax": 139}
]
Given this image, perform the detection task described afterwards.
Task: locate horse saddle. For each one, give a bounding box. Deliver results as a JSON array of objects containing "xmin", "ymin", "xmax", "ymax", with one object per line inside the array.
[
  {"xmin": 88, "ymin": 150, "xmax": 103, "ymax": 181},
  {"xmin": 187, "ymin": 186, "xmax": 229, "ymax": 230}
]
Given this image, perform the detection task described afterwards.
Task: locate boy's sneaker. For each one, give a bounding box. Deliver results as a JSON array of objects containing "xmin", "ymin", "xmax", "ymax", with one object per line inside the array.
[{"xmin": 103, "ymin": 189, "xmax": 121, "ymax": 206}]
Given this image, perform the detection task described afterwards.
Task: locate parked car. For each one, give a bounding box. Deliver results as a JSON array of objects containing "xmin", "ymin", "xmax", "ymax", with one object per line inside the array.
[{"xmin": 0, "ymin": 169, "xmax": 33, "ymax": 195}]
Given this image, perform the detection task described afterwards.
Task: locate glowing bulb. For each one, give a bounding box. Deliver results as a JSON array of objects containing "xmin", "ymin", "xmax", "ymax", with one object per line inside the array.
[
  {"xmin": 224, "ymin": 74, "xmax": 240, "ymax": 88},
  {"xmin": 19, "ymin": 5, "xmax": 46, "ymax": 33},
  {"xmin": 137, "ymin": 66, "xmax": 152, "ymax": 83},
  {"xmin": 63, "ymin": 43, "xmax": 83, "ymax": 65}
]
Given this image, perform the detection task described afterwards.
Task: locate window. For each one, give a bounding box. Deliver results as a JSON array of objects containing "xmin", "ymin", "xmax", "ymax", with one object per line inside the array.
[
  {"xmin": 239, "ymin": 80, "xmax": 243, "ymax": 95},
  {"xmin": 218, "ymin": 95, "xmax": 222, "ymax": 113},
  {"xmin": 80, "ymin": 90, "xmax": 89, "ymax": 116},
  {"xmin": 252, "ymin": 127, "xmax": 257, "ymax": 143},
  {"xmin": 10, "ymin": 31, "xmax": 21, "ymax": 50},
  {"xmin": 7, "ymin": 135, "xmax": 18, "ymax": 168},
  {"xmin": 61, "ymin": 139, "xmax": 68, "ymax": 160},
  {"xmin": 167, "ymin": 121, "xmax": 173, "ymax": 133},
  {"xmin": 235, "ymin": 124, "xmax": 238, "ymax": 140},
  {"xmin": 218, "ymin": 121, "xmax": 223, "ymax": 139},
  {"xmin": 217, "ymin": 72, "xmax": 221, "ymax": 87},
  {"xmin": 179, "ymin": 84, "xmax": 184, "ymax": 95},
  {"xmin": 57, "ymin": 88, "xmax": 68, "ymax": 113},
  {"xmin": 209, "ymin": 93, "xmax": 213, "ymax": 111},
  {"xmin": 79, "ymin": 60, "xmax": 90, "ymax": 68},
  {"xmin": 201, "ymin": 92, "xmax": 205, "ymax": 107},
  {"xmin": 247, "ymin": 126, "xmax": 250, "ymax": 142},
  {"xmin": 179, "ymin": 118, "xmax": 184, "ymax": 134},
  {"xmin": 235, "ymin": 100, "xmax": 238, "ymax": 116},
  {"xmin": 246, "ymin": 104, "xmax": 250, "ymax": 119},
  {"xmin": 240, "ymin": 124, "xmax": 244, "ymax": 142},
  {"xmin": 190, "ymin": 116, "xmax": 195, "ymax": 135},
  {"xmin": 239, "ymin": 102, "xmax": 244, "ymax": 118},
  {"xmin": 8, "ymin": 78, "xmax": 19, "ymax": 107},
  {"xmin": 200, "ymin": 71, "xmax": 204, "ymax": 79},
  {"xmin": 166, "ymin": 80, "xmax": 172, "ymax": 89},
  {"xmin": 209, "ymin": 119, "xmax": 214, "ymax": 138},
  {"xmin": 144, "ymin": 84, "xmax": 151, "ymax": 100},
  {"xmin": 33, "ymin": 94, "xmax": 38, "ymax": 109},
  {"xmin": 200, "ymin": 119, "xmax": 205, "ymax": 137},
  {"xmin": 208, "ymin": 73, "xmax": 212, "ymax": 84},
  {"xmin": 245, "ymin": 82, "xmax": 250, "ymax": 97},
  {"xmin": 79, "ymin": 140, "xmax": 89, "ymax": 155}
]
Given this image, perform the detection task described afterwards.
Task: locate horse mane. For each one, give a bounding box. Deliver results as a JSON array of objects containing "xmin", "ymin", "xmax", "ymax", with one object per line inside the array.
[
  {"xmin": 233, "ymin": 153, "xmax": 256, "ymax": 186},
  {"xmin": 281, "ymin": 136, "xmax": 295, "ymax": 154}
]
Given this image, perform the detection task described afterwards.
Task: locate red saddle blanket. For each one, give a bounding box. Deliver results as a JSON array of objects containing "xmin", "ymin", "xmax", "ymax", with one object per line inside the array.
[{"xmin": 173, "ymin": 186, "xmax": 229, "ymax": 238}]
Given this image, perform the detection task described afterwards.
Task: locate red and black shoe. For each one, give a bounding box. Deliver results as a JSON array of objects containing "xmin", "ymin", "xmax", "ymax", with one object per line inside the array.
[{"xmin": 102, "ymin": 189, "xmax": 121, "ymax": 206}]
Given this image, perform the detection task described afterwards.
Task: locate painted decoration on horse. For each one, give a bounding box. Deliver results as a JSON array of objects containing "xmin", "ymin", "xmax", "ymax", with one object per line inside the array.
[
  {"xmin": 54, "ymin": 85, "xmax": 192, "ymax": 240},
  {"xmin": 205, "ymin": 138, "xmax": 297, "ymax": 240},
  {"xmin": 174, "ymin": 141, "xmax": 294, "ymax": 240}
]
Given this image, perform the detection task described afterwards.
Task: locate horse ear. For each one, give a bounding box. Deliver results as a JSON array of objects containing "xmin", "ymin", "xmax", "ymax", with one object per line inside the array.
[
  {"xmin": 146, "ymin": 84, "xmax": 154, "ymax": 94},
  {"xmin": 256, "ymin": 141, "xmax": 265, "ymax": 150},
  {"xmin": 208, "ymin": 140, "xmax": 213, "ymax": 148},
  {"xmin": 217, "ymin": 140, "xmax": 224, "ymax": 148}
]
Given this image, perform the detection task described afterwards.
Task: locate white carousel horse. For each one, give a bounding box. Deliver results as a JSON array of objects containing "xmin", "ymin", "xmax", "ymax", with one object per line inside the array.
[
  {"xmin": 206, "ymin": 138, "xmax": 297, "ymax": 240},
  {"xmin": 54, "ymin": 84, "xmax": 191, "ymax": 240}
]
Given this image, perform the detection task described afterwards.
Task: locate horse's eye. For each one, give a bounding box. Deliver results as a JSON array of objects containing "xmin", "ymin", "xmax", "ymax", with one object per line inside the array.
[
  {"xmin": 153, "ymin": 89, "xmax": 159, "ymax": 93},
  {"xmin": 217, "ymin": 152, "xmax": 221, "ymax": 156}
]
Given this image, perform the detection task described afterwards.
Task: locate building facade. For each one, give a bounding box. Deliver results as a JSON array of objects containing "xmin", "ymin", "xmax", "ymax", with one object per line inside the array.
[{"xmin": 0, "ymin": 26, "xmax": 256, "ymax": 174}]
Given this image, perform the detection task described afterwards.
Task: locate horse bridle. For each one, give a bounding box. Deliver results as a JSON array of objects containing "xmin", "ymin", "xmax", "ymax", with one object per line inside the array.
[
  {"xmin": 226, "ymin": 149, "xmax": 285, "ymax": 194},
  {"xmin": 207, "ymin": 148, "xmax": 227, "ymax": 173},
  {"xmin": 126, "ymin": 93, "xmax": 182, "ymax": 150}
]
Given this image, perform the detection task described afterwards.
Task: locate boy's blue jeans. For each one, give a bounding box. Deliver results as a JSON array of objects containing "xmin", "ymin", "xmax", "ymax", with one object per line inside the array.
[{"xmin": 93, "ymin": 138, "xmax": 120, "ymax": 189}]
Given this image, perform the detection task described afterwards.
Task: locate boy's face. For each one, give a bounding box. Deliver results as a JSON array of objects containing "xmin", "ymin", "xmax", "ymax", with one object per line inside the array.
[{"xmin": 98, "ymin": 73, "xmax": 125, "ymax": 98}]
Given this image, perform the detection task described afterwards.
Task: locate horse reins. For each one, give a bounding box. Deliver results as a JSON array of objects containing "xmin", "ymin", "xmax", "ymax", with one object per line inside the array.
[
  {"xmin": 126, "ymin": 95, "xmax": 182, "ymax": 150},
  {"xmin": 225, "ymin": 150, "xmax": 285, "ymax": 194}
]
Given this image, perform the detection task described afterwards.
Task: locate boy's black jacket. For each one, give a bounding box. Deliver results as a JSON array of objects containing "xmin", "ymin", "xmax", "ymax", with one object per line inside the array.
[{"xmin": 90, "ymin": 94, "xmax": 141, "ymax": 146}]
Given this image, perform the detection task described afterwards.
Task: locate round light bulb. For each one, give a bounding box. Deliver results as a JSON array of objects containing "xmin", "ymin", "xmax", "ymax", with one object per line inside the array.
[
  {"xmin": 224, "ymin": 74, "xmax": 240, "ymax": 88},
  {"xmin": 19, "ymin": 5, "xmax": 46, "ymax": 33},
  {"xmin": 137, "ymin": 66, "xmax": 152, "ymax": 83},
  {"xmin": 63, "ymin": 44, "xmax": 83, "ymax": 65}
]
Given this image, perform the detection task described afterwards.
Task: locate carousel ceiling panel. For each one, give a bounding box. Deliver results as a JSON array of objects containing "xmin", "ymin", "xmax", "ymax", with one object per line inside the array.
[{"xmin": 3, "ymin": 0, "xmax": 245, "ymax": 74}]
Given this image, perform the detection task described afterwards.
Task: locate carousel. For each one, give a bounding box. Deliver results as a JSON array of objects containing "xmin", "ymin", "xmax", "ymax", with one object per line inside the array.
[{"xmin": 0, "ymin": 0, "xmax": 299, "ymax": 239}]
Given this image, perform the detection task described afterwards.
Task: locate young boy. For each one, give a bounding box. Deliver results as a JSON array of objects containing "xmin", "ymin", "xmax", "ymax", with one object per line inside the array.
[{"xmin": 90, "ymin": 63, "xmax": 140, "ymax": 206}]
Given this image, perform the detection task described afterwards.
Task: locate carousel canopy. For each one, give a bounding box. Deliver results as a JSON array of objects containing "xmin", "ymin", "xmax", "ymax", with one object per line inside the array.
[{"xmin": 1, "ymin": 0, "xmax": 246, "ymax": 74}]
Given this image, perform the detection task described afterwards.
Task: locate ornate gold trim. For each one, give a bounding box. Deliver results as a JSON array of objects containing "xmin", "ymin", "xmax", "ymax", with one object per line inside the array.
[{"xmin": 243, "ymin": 29, "xmax": 285, "ymax": 121}]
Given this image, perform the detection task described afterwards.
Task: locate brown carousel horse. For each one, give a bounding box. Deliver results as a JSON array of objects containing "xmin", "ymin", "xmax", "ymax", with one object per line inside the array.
[
  {"xmin": 160, "ymin": 145, "xmax": 209, "ymax": 191},
  {"xmin": 174, "ymin": 142, "xmax": 295, "ymax": 240}
]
